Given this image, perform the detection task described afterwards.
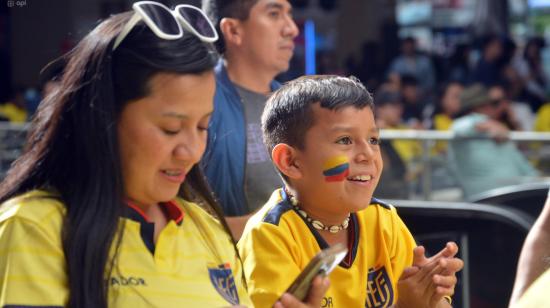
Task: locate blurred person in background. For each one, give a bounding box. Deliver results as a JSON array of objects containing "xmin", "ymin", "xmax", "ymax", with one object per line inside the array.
[
  {"xmin": 532, "ymin": 102, "xmax": 550, "ymax": 174},
  {"xmin": 449, "ymin": 84, "xmax": 538, "ymax": 198},
  {"xmin": 488, "ymin": 83, "xmax": 533, "ymax": 131},
  {"xmin": 534, "ymin": 102, "xmax": 550, "ymax": 132},
  {"xmin": 375, "ymin": 88, "xmax": 422, "ymax": 165},
  {"xmin": 373, "ymin": 89, "xmax": 409, "ymax": 199},
  {"xmin": 429, "ymin": 82, "xmax": 463, "ymax": 155},
  {"xmin": 201, "ymin": 0, "xmax": 299, "ymax": 239},
  {"xmin": 513, "ymin": 37, "xmax": 548, "ymax": 112},
  {"xmin": 400, "ymin": 74, "xmax": 426, "ymax": 128},
  {"xmin": 432, "ymin": 82, "xmax": 463, "ymax": 132},
  {"xmin": 447, "ymin": 43, "xmax": 473, "ymax": 85},
  {"xmin": 472, "ymin": 34, "xmax": 504, "ymax": 88},
  {"xmin": 388, "ymin": 36, "xmax": 436, "ymax": 99}
]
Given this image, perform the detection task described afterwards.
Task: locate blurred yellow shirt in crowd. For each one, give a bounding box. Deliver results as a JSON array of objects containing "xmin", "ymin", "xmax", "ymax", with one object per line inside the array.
[
  {"xmin": 0, "ymin": 102, "xmax": 27, "ymax": 123},
  {"xmin": 391, "ymin": 125, "xmax": 422, "ymax": 163},
  {"xmin": 534, "ymin": 103, "xmax": 550, "ymax": 132}
]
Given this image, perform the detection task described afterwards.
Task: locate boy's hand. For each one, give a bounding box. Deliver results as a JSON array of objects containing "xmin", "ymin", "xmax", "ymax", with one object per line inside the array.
[
  {"xmin": 413, "ymin": 242, "xmax": 458, "ymax": 267},
  {"xmin": 273, "ymin": 276, "xmax": 330, "ymax": 308},
  {"xmin": 396, "ymin": 249, "xmax": 444, "ymax": 308},
  {"xmin": 395, "ymin": 244, "xmax": 464, "ymax": 308},
  {"xmin": 423, "ymin": 242, "xmax": 464, "ymax": 302}
]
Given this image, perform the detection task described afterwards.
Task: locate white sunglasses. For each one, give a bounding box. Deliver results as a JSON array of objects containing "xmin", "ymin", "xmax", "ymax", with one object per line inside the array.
[{"xmin": 113, "ymin": 1, "xmax": 218, "ymax": 50}]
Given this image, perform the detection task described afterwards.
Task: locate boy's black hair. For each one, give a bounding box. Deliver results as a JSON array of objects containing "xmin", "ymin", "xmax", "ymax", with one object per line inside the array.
[{"xmin": 262, "ymin": 75, "xmax": 374, "ymax": 155}]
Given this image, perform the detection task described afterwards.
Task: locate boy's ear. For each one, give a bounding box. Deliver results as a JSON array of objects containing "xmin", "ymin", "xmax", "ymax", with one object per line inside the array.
[
  {"xmin": 219, "ymin": 18, "xmax": 243, "ymax": 46},
  {"xmin": 272, "ymin": 143, "xmax": 302, "ymax": 180}
]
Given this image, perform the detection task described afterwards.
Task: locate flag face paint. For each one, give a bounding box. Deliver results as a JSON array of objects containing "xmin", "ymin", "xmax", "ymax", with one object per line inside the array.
[{"xmin": 322, "ymin": 155, "xmax": 349, "ymax": 182}]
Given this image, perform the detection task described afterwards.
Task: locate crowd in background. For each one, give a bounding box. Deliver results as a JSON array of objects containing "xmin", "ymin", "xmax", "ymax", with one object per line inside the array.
[
  {"xmin": 5, "ymin": 34, "xmax": 550, "ymax": 133},
  {"xmin": 333, "ymin": 35, "xmax": 550, "ymax": 134},
  {"xmin": 324, "ymin": 34, "xmax": 550, "ymax": 199},
  {"xmin": 2, "ymin": 32, "xmax": 550, "ymax": 200}
]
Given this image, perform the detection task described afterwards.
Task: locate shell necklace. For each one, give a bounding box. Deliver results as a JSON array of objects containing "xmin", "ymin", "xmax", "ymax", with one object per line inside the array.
[{"xmin": 288, "ymin": 193, "xmax": 350, "ymax": 234}]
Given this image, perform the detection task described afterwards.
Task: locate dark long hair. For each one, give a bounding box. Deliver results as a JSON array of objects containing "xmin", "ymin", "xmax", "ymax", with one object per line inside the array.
[{"xmin": 0, "ymin": 12, "xmax": 234, "ymax": 307}]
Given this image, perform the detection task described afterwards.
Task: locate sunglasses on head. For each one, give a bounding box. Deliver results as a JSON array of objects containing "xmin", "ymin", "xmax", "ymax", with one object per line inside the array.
[{"xmin": 113, "ymin": 1, "xmax": 218, "ymax": 50}]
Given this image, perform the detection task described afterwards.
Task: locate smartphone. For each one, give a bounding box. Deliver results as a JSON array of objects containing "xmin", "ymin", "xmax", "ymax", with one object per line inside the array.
[{"xmin": 284, "ymin": 243, "xmax": 348, "ymax": 301}]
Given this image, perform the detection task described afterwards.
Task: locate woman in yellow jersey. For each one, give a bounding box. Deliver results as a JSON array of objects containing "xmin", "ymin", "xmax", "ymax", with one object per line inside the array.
[
  {"xmin": 0, "ymin": 3, "xmax": 327, "ymax": 308},
  {"xmin": 431, "ymin": 82, "xmax": 463, "ymax": 154}
]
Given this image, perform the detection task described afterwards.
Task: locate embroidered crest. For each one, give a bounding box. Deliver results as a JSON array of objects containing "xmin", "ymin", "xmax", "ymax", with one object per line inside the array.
[
  {"xmin": 365, "ymin": 266, "xmax": 394, "ymax": 307},
  {"xmin": 208, "ymin": 263, "xmax": 240, "ymax": 305}
]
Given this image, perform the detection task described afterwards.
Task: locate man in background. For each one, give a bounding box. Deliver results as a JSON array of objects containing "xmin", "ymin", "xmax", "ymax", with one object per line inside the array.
[
  {"xmin": 449, "ymin": 84, "xmax": 538, "ymax": 198},
  {"xmin": 201, "ymin": 0, "xmax": 299, "ymax": 239}
]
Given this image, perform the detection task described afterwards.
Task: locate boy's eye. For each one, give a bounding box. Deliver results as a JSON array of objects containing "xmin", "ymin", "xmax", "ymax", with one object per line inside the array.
[
  {"xmin": 368, "ymin": 137, "xmax": 380, "ymax": 145},
  {"xmin": 336, "ymin": 137, "xmax": 352, "ymax": 145}
]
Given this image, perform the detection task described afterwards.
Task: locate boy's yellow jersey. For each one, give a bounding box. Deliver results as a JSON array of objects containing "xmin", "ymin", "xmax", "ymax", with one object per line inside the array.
[
  {"xmin": 238, "ymin": 188, "xmax": 416, "ymax": 308},
  {"xmin": 0, "ymin": 190, "xmax": 251, "ymax": 307}
]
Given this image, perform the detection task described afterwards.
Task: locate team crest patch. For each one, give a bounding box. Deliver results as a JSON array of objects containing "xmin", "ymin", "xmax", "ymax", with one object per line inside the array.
[
  {"xmin": 365, "ymin": 266, "xmax": 394, "ymax": 307},
  {"xmin": 208, "ymin": 263, "xmax": 240, "ymax": 305}
]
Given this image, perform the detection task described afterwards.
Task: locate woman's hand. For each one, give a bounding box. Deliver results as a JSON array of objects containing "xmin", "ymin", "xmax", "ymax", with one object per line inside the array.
[{"xmin": 273, "ymin": 275, "xmax": 330, "ymax": 308}]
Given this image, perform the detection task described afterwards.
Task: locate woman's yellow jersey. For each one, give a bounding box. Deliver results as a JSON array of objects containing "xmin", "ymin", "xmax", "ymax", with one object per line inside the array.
[{"xmin": 0, "ymin": 190, "xmax": 251, "ymax": 307}]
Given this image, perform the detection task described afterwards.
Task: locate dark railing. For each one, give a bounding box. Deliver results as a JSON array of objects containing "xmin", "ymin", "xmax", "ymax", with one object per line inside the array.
[{"xmin": 387, "ymin": 199, "xmax": 534, "ymax": 308}]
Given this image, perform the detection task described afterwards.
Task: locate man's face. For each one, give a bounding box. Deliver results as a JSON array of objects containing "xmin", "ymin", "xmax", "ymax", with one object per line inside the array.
[
  {"xmin": 488, "ymin": 86, "xmax": 508, "ymax": 119},
  {"xmin": 238, "ymin": 0, "xmax": 299, "ymax": 75}
]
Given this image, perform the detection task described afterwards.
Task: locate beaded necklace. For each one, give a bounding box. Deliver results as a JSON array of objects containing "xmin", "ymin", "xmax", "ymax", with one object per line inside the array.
[{"xmin": 288, "ymin": 193, "xmax": 350, "ymax": 234}]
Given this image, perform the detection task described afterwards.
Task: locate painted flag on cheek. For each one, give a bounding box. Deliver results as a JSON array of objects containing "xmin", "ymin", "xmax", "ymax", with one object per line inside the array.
[{"xmin": 322, "ymin": 155, "xmax": 350, "ymax": 182}]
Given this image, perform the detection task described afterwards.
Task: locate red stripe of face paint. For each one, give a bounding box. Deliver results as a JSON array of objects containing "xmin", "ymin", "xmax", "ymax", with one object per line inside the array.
[{"xmin": 324, "ymin": 168, "xmax": 350, "ymax": 182}]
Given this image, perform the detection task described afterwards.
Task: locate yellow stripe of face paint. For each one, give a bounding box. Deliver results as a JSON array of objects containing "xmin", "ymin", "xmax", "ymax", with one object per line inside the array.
[{"xmin": 322, "ymin": 155, "xmax": 349, "ymax": 171}]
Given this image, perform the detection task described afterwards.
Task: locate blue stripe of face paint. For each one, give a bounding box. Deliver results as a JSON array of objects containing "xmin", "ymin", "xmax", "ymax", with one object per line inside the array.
[{"xmin": 323, "ymin": 163, "xmax": 349, "ymax": 177}]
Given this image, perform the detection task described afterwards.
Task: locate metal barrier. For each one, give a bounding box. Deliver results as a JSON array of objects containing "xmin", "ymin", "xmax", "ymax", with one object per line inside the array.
[
  {"xmin": 379, "ymin": 129, "xmax": 550, "ymax": 200},
  {"xmin": 0, "ymin": 122, "xmax": 30, "ymax": 178},
  {"xmin": 0, "ymin": 124, "xmax": 549, "ymax": 199}
]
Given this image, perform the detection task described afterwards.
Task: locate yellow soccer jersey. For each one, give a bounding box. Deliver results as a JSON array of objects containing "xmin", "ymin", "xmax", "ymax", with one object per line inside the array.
[
  {"xmin": 514, "ymin": 268, "xmax": 550, "ymax": 308},
  {"xmin": 0, "ymin": 190, "xmax": 251, "ymax": 307},
  {"xmin": 238, "ymin": 189, "xmax": 416, "ymax": 308}
]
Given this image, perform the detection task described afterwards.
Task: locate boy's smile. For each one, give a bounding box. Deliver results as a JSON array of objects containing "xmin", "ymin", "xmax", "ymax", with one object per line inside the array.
[{"xmin": 291, "ymin": 104, "xmax": 383, "ymax": 223}]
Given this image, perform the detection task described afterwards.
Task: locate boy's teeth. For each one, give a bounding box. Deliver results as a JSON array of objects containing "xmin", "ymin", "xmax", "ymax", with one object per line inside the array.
[{"xmin": 349, "ymin": 175, "xmax": 372, "ymax": 181}]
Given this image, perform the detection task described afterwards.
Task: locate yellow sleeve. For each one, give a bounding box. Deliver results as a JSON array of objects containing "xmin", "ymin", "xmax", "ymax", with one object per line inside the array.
[
  {"xmin": 238, "ymin": 222, "xmax": 302, "ymax": 308},
  {"xmin": 389, "ymin": 206, "xmax": 416, "ymax": 286},
  {"xmin": 514, "ymin": 268, "xmax": 550, "ymax": 308},
  {"xmin": 0, "ymin": 216, "xmax": 67, "ymax": 306},
  {"xmin": 534, "ymin": 104, "xmax": 550, "ymax": 132}
]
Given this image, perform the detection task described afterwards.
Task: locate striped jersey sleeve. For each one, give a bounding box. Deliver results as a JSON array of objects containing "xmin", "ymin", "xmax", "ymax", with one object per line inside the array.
[{"xmin": 0, "ymin": 192, "xmax": 67, "ymax": 307}]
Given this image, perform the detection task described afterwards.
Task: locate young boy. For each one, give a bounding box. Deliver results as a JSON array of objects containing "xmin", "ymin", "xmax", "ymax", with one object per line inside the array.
[{"xmin": 238, "ymin": 75, "xmax": 463, "ymax": 307}]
